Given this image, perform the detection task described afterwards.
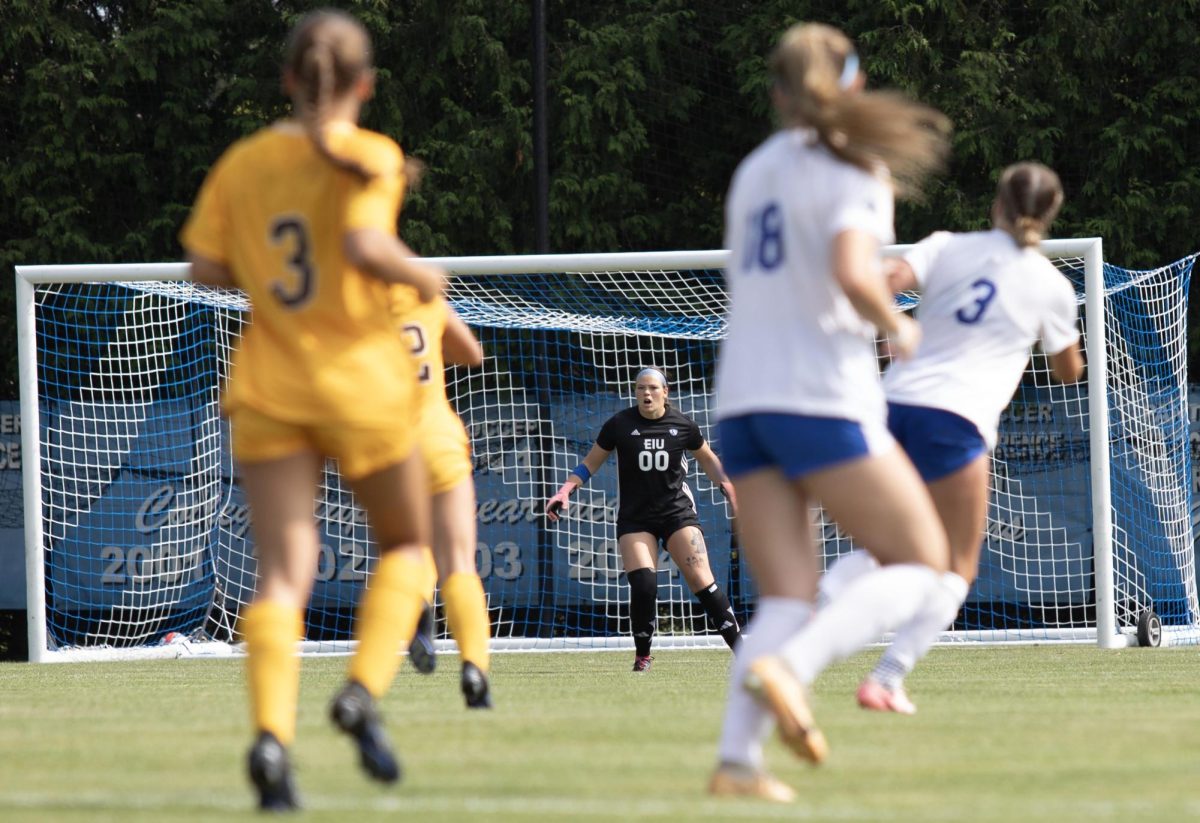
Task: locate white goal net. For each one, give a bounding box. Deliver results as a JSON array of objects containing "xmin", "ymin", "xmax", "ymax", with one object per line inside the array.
[{"xmin": 15, "ymin": 243, "xmax": 1200, "ymax": 660}]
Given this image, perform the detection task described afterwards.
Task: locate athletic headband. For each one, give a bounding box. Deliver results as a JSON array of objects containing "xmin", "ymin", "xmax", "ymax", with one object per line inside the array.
[
  {"xmin": 636, "ymin": 368, "xmax": 668, "ymax": 387},
  {"xmin": 839, "ymin": 51, "xmax": 860, "ymax": 90}
]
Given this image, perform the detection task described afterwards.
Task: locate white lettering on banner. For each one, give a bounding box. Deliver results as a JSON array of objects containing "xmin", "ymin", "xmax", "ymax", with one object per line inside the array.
[
  {"xmin": 566, "ymin": 538, "xmax": 623, "ymax": 583},
  {"xmin": 473, "ymin": 445, "xmax": 535, "ymax": 475},
  {"xmin": 315, "ymin": 499, "xmax": 369, "ymax": 538},
  {"xmin": 984, "ymin": 515, "xmax": 1027, "ymax": 544},
  {"xmin": 133, "ymin": 483, "xmax": 251, "ymax": 540},
  {"xmin": 567, "ymin": 499, "xmax": 618, "ymax": 525},
  {"xmin": 0, "ymin": 414, "xmax": 19, "ymax": 435},
  {"xmin": 566, "ymin": 540, "xmax": 679, "ymax": 584},
  {"xmin": 135, "ymin": 483, "xmax": 221, "ymax": 534},
  {"xmin": 465, "ymin": 420, "xmax": 541, "ymax": 439},
  {"xmin": 993, "ymin": 432, "xmax": 1069, "ymax": 462},
  {"xmin": 476, "ymin": 540, "xmax": 523, "ymax": 580},
  {"xmin": 313, "ymin": 543, "xmax": 370, "ymax": 583},
  {"xmin": 474, "ymin": 496, "xmax": 618, "ymax": 525},
  {"xmin": 476, "ymin": 498, "xmax": 541, "ymax": 525},
  {"xmin": 999, "ymin": 403, "xmax": 1054, "ymax": 424},
  {"xmin": 100, "ymin": 544, "xmax": 205, "ymax": 586},
  {"xmin": 467, "ymin": 419, "xmax": 541, "ymax": 477},
  {"xmin": 0, "ymin": 441, "xmax": 19, "ymax": 470}
]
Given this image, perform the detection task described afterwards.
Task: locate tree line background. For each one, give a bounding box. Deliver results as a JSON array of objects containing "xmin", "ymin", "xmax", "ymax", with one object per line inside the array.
[{"xmin": 1, "ymin": 0, "xmax": 1198, "ymax": 395}]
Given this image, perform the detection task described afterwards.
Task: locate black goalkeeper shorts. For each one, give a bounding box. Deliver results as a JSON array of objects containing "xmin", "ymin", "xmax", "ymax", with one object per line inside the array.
[{"xmin": 616, "ymin": 515, "xmax": 702, "ymax": 546}]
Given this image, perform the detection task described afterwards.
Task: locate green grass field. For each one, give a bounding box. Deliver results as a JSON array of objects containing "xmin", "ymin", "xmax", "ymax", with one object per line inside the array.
[{"xmin": 0, "ymin": 647, "xmax": 1197, "ymax": 822}]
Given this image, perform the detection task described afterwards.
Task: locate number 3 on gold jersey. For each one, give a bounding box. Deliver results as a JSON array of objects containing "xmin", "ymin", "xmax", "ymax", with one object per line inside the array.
[
  {"xmin": 403, "ymin": 322, "xmax": 433, "ymax": 383},
  {"xmin": 269, "ymin": 216, "xmax": 316, "ymax": 308}
]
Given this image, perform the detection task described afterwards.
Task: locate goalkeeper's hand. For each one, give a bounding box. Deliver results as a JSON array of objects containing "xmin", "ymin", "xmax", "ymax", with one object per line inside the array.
[
  {"xmin": 720, "ymin": 480, "xmax": 738, "ymax": 518},
  {"xmin": 545, "ymin": 482, "xmax": 575, "ymax": 522}
]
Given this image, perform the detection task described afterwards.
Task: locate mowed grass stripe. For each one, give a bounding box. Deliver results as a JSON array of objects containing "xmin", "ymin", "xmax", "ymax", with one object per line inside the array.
[{"xmin": 0, "ymin": 647, "xmax": 1197, "ymax": 821}]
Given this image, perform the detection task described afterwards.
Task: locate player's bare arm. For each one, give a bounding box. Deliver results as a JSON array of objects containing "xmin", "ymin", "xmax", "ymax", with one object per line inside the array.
[
  {"xmin": 691, "ymin": 441, "xmax": 737, "ymax": 515},
  {"xmin": 1048, "ymin": 343, "xmax": 1085, "ymax": 383},
  {"xmin": 344, "ymin": 228, "xmax": 445, "ymax": 301},
  {"xmin": 442, "ymin": 308, "xmax": 484, "ymax": 367},
  {"xmin": 188, "ymin": 253, "xmax": 236, "ymax": 289}
]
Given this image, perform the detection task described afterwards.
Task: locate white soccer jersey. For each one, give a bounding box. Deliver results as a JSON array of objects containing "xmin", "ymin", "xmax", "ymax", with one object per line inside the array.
[
  {"xmin": 882, "ymin": 229, "xmax": 1080, "ymax": 448},
  {"xmin": 716, "ymin": 129, "xmax": 895, "ymax": 423}
]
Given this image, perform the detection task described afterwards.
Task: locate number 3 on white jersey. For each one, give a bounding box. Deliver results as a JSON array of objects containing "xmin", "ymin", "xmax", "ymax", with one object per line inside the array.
[{"xmin": 955, "ymin": 278, "xmax": 998, "ymax": 325}]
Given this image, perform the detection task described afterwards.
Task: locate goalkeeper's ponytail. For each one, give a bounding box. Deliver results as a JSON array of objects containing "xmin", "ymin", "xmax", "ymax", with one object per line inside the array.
[
  {"xmin": 285, "ymin": 10, "xmax": 376, "ymax": 183},
  {"xmin": 769, "ymin": 23, "xmax": 951, "ymax": 199}
]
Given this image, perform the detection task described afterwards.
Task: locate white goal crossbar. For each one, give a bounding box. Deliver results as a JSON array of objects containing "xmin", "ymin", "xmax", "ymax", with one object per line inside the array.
[{"xmin": 16, "ymin": 239, "xmax": 1200, "ymax": 661}]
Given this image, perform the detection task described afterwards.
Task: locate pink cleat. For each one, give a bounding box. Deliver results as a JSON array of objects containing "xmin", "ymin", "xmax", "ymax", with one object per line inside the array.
[
  {"xmin": 632, "ymin": 655, "xmax": 653, "ymax": 673},
  {"xmin": 856, "ymin": 678, "xmax": 917, "ymax": 715}
]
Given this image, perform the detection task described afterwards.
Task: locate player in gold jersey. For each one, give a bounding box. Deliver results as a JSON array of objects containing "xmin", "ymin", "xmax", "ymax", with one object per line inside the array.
[
  {"xmin": 180, "ymin": 9, "xmax": 442, "ymax": 811},
  {"xmin": 391, "ymin": 287, "xmax": 494, "ymax": 707}
]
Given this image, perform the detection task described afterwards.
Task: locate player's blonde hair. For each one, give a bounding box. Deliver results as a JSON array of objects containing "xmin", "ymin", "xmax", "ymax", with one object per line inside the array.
[
  {"xmin": 995, "ymin": 162, "xmax": 1064, "ymax": 248},
  {"xmin": 769, "ymin": 23, "xmax": 951, "ymax": 198},
  {"xmin": 285, "ymin": 9, "xmax": 376, "ymax": 182}
]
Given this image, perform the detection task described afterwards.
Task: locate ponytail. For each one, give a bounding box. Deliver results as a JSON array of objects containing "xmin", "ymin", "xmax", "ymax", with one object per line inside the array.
[
  {"xmin": 995, "ymin": 162, "xmax": 1064, "ymax": 248},
  {"xmin": 769, "ymin": 24, "xmax": 950, "ymax": 198},
  {"xmin": 286, "ymin": 10, "xmax": 376, "ymax": 183}
]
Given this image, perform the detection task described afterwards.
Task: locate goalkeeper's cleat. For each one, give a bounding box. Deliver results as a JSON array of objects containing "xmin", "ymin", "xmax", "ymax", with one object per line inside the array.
[
  {"xmin": 707, "ymin": 762, "xmax": 796, "ymax": 803},
  {"xmin": 329, "ymin": 680, "xmax": 402, "ymax": 783},
  {"xmin": 461, "ymin": 661, "xmax": 493, "ymax": 709},
  {"xmin": 247, "ymin": 731, "xmax": 301, "ymax": 813},
  {"xmin": 856, "ymin": 677, "xmax": 917, "ymax": 715},
  {"xmin": 632, "ymin": 655, "xmax": 653, "ymax": 673},
  {"xmin": 743, "ymin": 656, "xmax": 828, "ymax": 764},
  {"xmin": 407, "ymin": 602, "xmax": 437, "ymax": 675}
]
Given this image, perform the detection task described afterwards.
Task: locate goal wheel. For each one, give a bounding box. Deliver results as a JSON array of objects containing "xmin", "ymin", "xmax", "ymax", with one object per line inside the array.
[{"xmin": 1136, "ymin": 609, "xmax": 1162, "ymax": 647}]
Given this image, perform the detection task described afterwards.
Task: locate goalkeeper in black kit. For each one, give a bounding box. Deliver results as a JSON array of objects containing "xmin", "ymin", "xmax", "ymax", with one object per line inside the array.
[{"xmin": 545, "ymin": 368, "xmax": 742, "ymax": 672}]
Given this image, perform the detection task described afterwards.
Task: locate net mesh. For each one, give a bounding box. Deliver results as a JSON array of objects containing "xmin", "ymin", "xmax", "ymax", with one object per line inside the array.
[{"xmin": 22, "ymin": 249, "xmax": 1200, "ymax": 654}]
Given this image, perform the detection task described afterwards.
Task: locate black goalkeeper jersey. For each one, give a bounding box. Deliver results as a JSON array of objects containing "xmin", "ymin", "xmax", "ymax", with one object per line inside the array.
[{"xmin": 596, "ymin": 406, "xmax": 706, "ymax": 525}]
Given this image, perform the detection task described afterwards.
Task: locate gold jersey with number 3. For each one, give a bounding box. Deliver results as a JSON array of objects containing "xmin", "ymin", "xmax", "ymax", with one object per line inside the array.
[{"xmin": 181, "ymin": 121, "xmax": 417, "ymax": 428}]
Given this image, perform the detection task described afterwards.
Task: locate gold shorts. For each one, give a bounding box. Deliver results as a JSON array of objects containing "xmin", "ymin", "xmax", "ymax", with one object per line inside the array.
[
  {"xmin": 230, "ymin": 405, "xmax": 417, "ymax": 481},
  {"xmin": 419, "ymin": 411, "xmax": 472, "ymax": 495}
]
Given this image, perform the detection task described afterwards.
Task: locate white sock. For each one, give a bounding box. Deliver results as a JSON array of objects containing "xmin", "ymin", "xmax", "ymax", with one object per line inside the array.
[
  {"xmin": 716, "ymin": 597, "xmax": 813, "ymax": 769},
  {"xmin": 872, "ymin": 572, "xmax": 970, "ymax": 688},
  {"xmin": 778, "ymin": 564, "xmax": 941, "ymax": 686},
  {"xmin": 819, "ymin": 549, "xmax": 879, "ymax": 605}
]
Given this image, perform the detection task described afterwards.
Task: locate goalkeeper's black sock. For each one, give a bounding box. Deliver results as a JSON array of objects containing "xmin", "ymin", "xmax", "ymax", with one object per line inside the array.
[
  {"xmin": 695, "ymin": 582, "xmax": 741, "ymax": 650},
  {"xmin": 627, "ymin": 567, "xmax": 657, "ymax": 658}
]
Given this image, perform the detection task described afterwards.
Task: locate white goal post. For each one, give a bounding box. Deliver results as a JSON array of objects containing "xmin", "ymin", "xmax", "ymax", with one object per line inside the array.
[{"xmin": 16, "ymin": 240, "xmax": 1200, "ymax": 661}]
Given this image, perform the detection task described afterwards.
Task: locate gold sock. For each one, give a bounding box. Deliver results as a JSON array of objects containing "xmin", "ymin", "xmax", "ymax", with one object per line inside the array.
[
  {"xmin": 241, "ymin": 600, "xmax": 304, "ymax": 746},
  {"xmin": 443, "ymin": 571, "xmax": 491, "ymax": 672},
  {"xmin": 348, "ymin": 549, "xmax": 427, "ymax": 697}
]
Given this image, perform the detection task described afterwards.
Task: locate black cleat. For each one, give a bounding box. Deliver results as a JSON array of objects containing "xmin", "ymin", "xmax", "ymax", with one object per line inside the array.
[
  {"xmin": 247, "ymin": 731, "xmax": 301, "ymax": 813},
  {"xmin": 461, "ymin": 662, "xmax": 493, "ymax": 709},
  {"xmin": 407, "ymin": 603, "xmax": 437, "ymax": 675},
  {"xmin": 329, "ymin": 681, "xmax": 402, "ymax": 783}
]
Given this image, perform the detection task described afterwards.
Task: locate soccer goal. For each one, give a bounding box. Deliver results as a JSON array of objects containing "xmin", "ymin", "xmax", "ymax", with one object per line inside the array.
[{"xmin": 15, "ymin": 241, "xmax": 1200, "ymax": 661}]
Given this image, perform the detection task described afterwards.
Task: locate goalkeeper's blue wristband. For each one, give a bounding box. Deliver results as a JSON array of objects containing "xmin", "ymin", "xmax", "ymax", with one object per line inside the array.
[{"xmin": 570, "ymin": 464, "xmax": 592, "ymax": 484}]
